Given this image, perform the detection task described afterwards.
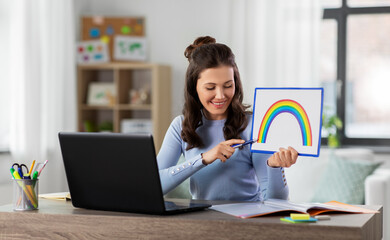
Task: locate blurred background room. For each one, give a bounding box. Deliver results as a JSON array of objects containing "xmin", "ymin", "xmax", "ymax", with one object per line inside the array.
[{"xmin": 0, "ymin": 1, "xmax": 389, "ymax": 226}]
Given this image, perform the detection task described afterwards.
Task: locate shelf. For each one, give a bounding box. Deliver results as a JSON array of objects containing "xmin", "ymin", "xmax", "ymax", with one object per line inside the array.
[
  {"xmin": 80, "ymin": 105, "xmax": 115, "ymax": 110},
  {"xmin": 117, "ymin": 104, "xmax": 152, "ymax": 111},
  {"xmin": 80, "ymin": 104, "xmax": 152, "ymax": 111},
  {"xmin": 77, "ymin": 63, "xmax": 171, "ymax": 151},
  {"xmin": 77, "ymin": 62, "xmax": 157, "ymax": 70}
]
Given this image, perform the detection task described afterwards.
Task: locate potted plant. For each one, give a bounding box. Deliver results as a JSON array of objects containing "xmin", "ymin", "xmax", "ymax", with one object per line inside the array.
[
  {"xmin": 98, "ymin": 121, "xmax": 113, "ymax": 132},
  {"xmin": 322, "ymin": 110, "xmax": 343, "ymax": 148}
]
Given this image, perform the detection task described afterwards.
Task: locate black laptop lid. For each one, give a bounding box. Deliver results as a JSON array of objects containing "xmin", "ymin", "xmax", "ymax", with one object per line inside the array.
[{"xmin": 58, "ymin": 132, "xmax": 166, "ymax": 214}]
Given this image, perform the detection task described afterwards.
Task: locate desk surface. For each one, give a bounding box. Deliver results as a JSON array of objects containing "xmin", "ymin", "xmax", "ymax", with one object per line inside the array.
[{"xmin": 0, "ymin": 198, "xmax": 382, "ymax": 240}]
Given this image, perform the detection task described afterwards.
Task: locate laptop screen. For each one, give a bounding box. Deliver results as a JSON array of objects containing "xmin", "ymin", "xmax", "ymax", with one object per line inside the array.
[{"xmin": 59, "ymin": 132, "xmax": 166, "ymax": 214}]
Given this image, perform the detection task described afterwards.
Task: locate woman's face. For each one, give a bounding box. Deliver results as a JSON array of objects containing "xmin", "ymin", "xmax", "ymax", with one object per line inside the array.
[{"xmin": 196, "ymin": 65, "xmax": 235, "ymax": 120}]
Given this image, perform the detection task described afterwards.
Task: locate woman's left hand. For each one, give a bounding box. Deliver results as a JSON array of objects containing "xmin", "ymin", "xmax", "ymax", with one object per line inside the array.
[{"xmin": 267, "ymin": 146, "xmax": 298, "ymax": 168}]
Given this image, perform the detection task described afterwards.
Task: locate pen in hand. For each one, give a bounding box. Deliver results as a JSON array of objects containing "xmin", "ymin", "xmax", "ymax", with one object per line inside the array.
[{"xmin": 232, "ymin": 139, "xmax": 258, "ymax": 149}]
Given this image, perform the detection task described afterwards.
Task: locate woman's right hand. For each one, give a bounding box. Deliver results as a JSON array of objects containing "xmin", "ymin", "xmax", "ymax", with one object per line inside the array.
[{"xmin": 201, "ymin": 139, "xmax": 245, "ymax": 165}]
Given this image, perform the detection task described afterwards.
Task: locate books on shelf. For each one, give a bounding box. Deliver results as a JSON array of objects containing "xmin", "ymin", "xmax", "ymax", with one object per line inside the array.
[
  {"xmin": 121, "ymin": 119, "xmax": 152, "ymax": 134},
  {"xmin": 210, "ymin": 198, "xmax": 378, "ymax": 219}
]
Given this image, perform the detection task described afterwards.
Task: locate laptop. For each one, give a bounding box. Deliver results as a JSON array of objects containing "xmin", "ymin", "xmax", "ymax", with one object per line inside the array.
[{"xmin": 58, "ymin": 132, "xmax": 211, "ymax": 214}]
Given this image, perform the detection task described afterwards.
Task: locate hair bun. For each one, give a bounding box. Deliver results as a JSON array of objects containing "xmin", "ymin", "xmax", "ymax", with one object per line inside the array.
[{"xmin": 184, "ymin": 36, "xmax": 216, "ymax": 60}]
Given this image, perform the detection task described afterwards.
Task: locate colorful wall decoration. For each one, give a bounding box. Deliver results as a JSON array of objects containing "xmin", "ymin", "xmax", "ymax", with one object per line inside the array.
[
  {"xmin": 250, "ymin": 88, "xmax": 323, "ymax": 157},
  {"xmin": 81, "ymin": 16, "xmax": 145, "ymax": 61},
  {"xmin": 76, "ymin": 40, "xmax": 109, "ymax": 64}
]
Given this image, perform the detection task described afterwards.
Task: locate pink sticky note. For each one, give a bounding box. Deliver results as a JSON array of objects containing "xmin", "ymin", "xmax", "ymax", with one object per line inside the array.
[{"xmin": 92, "ymin": 16, "xmax": 104, "ymax": 25}]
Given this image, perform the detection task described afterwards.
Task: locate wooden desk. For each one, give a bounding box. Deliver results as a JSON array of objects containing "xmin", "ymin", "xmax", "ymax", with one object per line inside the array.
[{"xmin": 0, "ymin": 199, "xmax": 382, "ymax": 240}]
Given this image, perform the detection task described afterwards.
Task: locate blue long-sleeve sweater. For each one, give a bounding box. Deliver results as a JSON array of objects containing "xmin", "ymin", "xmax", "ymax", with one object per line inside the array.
[{"xmin": 157, "ymin": 114, "xmax": 289, "ymax": 201}]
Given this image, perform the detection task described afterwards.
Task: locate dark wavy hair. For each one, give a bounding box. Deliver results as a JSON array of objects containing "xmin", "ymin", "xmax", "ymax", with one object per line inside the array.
[{"xmin": 181, "ymin": 36, "xmax": 250, "ymax": 150}]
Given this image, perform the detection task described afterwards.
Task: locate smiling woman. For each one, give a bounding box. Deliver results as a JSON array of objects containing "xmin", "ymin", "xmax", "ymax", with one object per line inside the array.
[
  {"xmin": 181, "ymin": 36, "xmax": 249, "ymax": 151},
  {"xmin": 196, "ymin": 66, "xmax": 235, "ymax": 120},
  {"xmin": 156, "ymin": 36, "xmax": 299, "ymax": 202}
]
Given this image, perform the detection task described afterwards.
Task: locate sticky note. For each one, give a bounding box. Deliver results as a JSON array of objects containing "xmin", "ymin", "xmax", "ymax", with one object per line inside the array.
[
  {"xmin": 135, "ymin": 24, "xmax": 142, "ymax": 33},
  {"xmin": 92, "ymin": 16, "xmax": 104, "ymax": 25},
  {"xmin": 101, "ymin": 35, "xmax": 110, "ymax": 44},
  {"xmin": 281, "ymin": 217, "xmax": 318, "ymax": 223},
  {"xmin": 290, "ymin": 213, "xmax": 310, "ymax": 220},
  {"xmin": 121, "ymin": 26, "xmax": 130, "ymax": 34},
  {"xmin": 89, "ymin": 28, "xmax": 100, "ymax": 38},
  {"xmin": 106, "ymin": 25, "xmax": 114, "ymax": 35}
]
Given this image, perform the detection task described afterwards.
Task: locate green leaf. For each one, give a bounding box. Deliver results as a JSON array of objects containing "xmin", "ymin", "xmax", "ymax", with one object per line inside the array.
[{"xmin": 328, "ymin": 135, "xmax": 340, "ymax": 148}]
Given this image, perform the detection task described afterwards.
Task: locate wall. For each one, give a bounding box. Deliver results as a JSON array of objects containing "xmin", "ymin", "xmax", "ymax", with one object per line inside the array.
[{"xmin": 74, "ymin": 0, "xmax": 234, "ymax": 117}]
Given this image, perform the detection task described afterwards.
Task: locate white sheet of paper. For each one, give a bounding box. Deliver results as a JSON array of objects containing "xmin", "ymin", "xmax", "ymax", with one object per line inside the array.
[{"xmin": 250, "ymin": 88, "xmax": 323, "ymax": 157}]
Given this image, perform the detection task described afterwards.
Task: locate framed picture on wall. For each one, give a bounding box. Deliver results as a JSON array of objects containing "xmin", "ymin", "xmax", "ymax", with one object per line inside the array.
[
  {"xmin": 87, "ymin": 82, "xmax": 116, "ymax": 106},
  {"xmin": 77, "ymin": 40, "xmax": 109, "ymax": 64},
  {"xmin": 114, "ymin": 36, "xmax": 147, "ymax": 61}
]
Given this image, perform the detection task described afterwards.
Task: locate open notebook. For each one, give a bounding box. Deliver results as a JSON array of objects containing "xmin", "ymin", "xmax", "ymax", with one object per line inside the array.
[{"xmin": 211, "ymin": 198, "xmax": 378, "ymax": 219}]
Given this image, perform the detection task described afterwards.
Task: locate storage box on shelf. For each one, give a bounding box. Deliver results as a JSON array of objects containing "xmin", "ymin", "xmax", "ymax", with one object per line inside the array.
[{"xmin": 77, "ymin": 62, "xmax": 171, "ymax": 151}]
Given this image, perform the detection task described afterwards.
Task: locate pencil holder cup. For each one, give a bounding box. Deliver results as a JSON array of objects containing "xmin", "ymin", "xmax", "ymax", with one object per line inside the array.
[{"xmin": 12, "ymin": 179, "xmax": 39, "ymax": 211}]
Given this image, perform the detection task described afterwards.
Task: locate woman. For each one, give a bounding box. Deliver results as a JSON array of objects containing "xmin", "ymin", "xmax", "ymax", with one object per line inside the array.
[{"xmin": 157, "ymin": 36, "xmax": 298, "ymax": 201}]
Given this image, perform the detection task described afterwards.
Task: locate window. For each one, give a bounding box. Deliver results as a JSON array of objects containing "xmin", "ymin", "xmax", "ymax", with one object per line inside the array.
[{"xmin": 321, "ymin": 0, "xmax": 390, "ymax": 146}]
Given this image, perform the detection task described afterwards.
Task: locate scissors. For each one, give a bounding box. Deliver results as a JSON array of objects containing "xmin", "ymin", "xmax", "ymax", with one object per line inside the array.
[{"xmin": 12, "ymin": 163, "xmax": 30, "ymax": 179}]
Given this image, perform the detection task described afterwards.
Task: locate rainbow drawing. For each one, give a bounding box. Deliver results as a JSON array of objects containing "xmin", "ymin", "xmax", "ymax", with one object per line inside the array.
[{"xmin": 257, "ymin": 99, "xmax": 312, "ymax": 146}]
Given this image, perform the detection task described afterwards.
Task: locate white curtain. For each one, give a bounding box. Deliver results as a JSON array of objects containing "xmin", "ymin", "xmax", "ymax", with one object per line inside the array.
[
  {"xmin": 229, "ymin": 0, "xmax": 322, "ymax": 106},
  {"xmin": 9, "ymin": 0, "xmax": 76, "ymax": 193}
]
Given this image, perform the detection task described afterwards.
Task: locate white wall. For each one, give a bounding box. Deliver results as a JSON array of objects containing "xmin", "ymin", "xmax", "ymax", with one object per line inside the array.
[{"xmin": 74, "ymin": 0, "xmax": 235, "ymax": 117}]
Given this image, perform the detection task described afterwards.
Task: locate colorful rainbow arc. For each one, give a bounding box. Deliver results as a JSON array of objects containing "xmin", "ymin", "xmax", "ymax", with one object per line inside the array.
[{"xmin": 257, "ymin": 99, "xmax": 312, "ymax": 146}]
